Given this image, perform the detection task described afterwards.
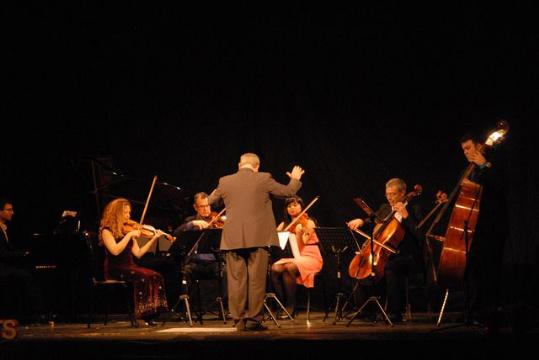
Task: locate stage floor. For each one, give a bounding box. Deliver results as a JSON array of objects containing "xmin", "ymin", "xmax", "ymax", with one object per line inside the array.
[{"xmin": 1, "ymin": 311, "xmax": 538, "ymax": 359}]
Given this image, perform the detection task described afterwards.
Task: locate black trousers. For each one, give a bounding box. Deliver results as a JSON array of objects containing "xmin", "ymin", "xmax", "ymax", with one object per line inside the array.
[{"xmin": 354, "ymin": 253, "xmax": 414, "ymax": 316}]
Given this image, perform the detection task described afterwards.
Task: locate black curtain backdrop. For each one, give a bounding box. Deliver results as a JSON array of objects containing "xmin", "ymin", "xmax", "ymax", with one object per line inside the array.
[{"xmin": 3, "ymin": 3, "xmax": 538, "ymax": 309}]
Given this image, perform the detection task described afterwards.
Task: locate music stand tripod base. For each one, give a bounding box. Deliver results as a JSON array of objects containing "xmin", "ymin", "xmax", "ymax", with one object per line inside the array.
[
  {"xmin": 313, "ymin": 227, "xmax": 355, "ymax": 325},
  {"xmin": 263, "ymin": 292, "xmax": 294, "ymax": 327},
  {"xmin": 346, "ymin": 296, "xmax": 393, "ymax": 327},
  {"xmin": 330, "ymin": 291, "xmax": 346, "ymax": 324},
  {"xmin": 170, "ymin": 294, "xmax": 194, "ymax": 327}
]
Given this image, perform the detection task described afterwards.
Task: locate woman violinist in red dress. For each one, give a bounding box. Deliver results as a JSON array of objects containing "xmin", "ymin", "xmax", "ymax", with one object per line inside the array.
[{"xmin": 99, "ymin": 198, "xmax": 168, "ymax": 325}]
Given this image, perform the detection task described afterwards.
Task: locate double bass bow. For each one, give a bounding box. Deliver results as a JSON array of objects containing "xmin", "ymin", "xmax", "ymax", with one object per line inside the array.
[{"xmin": 426, "ymin": 121, "xmax": 509, "ymax": 286}]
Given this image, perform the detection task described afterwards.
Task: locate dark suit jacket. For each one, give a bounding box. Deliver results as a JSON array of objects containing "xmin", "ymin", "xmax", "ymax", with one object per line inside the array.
[
  {"xmin": 208, "ymin": 168, "xmax": 302, "ymax": 250},
  {"xmin": 365, "ymin": 202, "xmax": 424, "ymax": 266}
]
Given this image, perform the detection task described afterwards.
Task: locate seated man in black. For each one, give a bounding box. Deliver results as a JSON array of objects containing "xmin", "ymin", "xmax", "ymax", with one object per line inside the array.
[
  {"xmin": 347, "ymin": 178, "xmax": 424, "ymax": 323},
  {"xmin": 0, "ymin": 197, "xmax": 43, "ymax": 323},
  {"xmin": 173, "ymin": 192, "xmax": 225, "ymax": 308}
]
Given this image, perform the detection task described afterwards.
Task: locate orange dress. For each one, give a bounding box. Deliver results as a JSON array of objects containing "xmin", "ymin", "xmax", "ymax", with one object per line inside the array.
[{"xmin": 292, "ymin": 230, "xmax": 323, "ymax": 288}]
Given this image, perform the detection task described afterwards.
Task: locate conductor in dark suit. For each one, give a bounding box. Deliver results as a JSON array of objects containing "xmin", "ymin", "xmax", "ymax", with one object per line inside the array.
[{"xmin": 209, "ymin": 153, "xmax": 304, "ymax": 331}]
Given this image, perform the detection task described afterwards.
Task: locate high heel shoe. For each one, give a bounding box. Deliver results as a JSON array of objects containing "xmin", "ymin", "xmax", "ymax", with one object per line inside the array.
[{"xmin": 140, "ymin": 318, "xmax": 159, "ymax": 326}]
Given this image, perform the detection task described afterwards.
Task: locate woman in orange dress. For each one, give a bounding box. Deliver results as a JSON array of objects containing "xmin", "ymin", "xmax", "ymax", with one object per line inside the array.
[{"xmin": 271, "ymin": 196, "xmax": 323, "ymax": 317}]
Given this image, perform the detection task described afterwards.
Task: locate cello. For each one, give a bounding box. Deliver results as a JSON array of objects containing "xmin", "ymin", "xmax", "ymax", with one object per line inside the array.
[
  {"xmin": 426, "ymin": 121, "xmax": 509, "ymax": 287},
  {"xmin": 348, "ymin": 185, "xmax": 422, "ymax": 283}
]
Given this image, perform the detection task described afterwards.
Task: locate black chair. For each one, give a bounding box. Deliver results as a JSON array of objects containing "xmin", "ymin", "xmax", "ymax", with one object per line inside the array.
[
  {"xmin": 382, "ymin": 269, "xmax": 428, "ymax": 322},
  {"xmin": 83, "ymin": 232, "xmax": 137, "ymax": 328},
  {"xmin": 298, "ymin": 272, "xmax": 321, "ymax": 323},
  {"xmin": 404, "ymin": 271, "xmax": 429, "ymax": 321}
]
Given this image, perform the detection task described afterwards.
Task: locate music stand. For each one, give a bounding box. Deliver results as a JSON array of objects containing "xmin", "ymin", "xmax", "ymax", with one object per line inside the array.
[
  {"xmin": 314, "ymin": 227, "xmax": 355, "ymax": 324},
  {"xmin": 167, "ymin": 230, "xmax": 200, "ymax": 326},
  {"xmin": 167, "ymin": 229, "xmax": 224, "ymax": 325},
  {"xmin": 188, "ymin": 229, "xmax": 226, "ymax": 324},
  {"xmin": 188, "ymin": 228, "xmax": 222, "ymax": 256}
]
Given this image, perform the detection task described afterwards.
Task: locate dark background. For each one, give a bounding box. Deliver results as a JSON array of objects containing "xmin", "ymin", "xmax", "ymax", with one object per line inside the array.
[{"xmin": 2, "ymin": 3, "xmax": 538, "ymax": 309}]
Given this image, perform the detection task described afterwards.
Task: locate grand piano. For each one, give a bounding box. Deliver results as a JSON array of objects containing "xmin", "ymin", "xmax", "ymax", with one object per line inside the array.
[{"xmin": 26, "ymin": 216, "xmax": 90, "ymax": 321}]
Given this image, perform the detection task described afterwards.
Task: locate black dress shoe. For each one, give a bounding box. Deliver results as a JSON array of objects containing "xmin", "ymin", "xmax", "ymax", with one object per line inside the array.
[
  {"xmin": 37, "ymin": 314, "xmax": 50, "ymax": 324},
  {"xmin": 388, "ymin": 313, "xmax": 403, "ymax": 324},
  {"xmin": 354, "ymin": 312, "xmax": 377, "ymax": 322},
  {"xmin": 244, "ymin": 322, "xmax": 268, "ymax": 331}
]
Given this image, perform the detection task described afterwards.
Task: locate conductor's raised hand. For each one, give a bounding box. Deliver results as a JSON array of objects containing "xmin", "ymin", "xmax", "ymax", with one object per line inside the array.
[{"xmin": 286, "ymin": 165, "xmax": 305, "ymax": 181}]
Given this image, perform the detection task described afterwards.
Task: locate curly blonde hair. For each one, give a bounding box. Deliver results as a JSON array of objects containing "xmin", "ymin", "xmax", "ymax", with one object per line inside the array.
[{"xmin": 99, "ymin": 198, "xmax": 131, "ymax": 242}]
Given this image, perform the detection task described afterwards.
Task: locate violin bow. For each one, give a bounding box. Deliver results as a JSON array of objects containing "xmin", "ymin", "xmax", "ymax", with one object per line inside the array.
[{"xmin": 139, "ymin": 175, "xmax": 158, "ymax": 225}]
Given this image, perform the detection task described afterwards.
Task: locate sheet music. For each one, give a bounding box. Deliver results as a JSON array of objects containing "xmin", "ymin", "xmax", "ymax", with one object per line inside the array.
[
  {"xmin": 277, "ymin": 231, "xmax": 290, "ymax": 250},
  {"xmin": 135, "ymin": 236, "xmax": 158, "ymax": 254},
  {"xmin": 275, "ymin": 231, "xmax": 301, "ymax": 265}
]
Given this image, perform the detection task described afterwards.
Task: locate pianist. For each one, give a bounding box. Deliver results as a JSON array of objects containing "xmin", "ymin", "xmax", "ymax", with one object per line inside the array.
[{"xmin": 0, "ymin": 197, "xmax": 44, "ymax": 323}]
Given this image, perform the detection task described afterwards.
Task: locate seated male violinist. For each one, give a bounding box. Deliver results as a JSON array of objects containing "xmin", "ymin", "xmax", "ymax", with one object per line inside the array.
[{"xmin": 173, "ymin": 192, "xmax": 225, "ymax": 296}]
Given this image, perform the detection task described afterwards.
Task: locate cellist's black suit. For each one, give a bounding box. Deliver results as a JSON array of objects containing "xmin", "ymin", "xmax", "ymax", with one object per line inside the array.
[{"xmin": 355, "ymin": 203, "xmax": 424, "ymax": 323}]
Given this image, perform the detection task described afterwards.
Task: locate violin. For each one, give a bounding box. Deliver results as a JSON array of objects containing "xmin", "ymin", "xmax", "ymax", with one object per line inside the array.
[
  {"xmin": 288, "ymin": 213, "xmax": 309, "ymax": 234},
  {"xmin": 283, "ymin": 196, "xmax": 320, "ymax": 233},
  {"xmin": 123, "ymin": 220, "xmax": 175, "ymax": 242},
  {"xmin": 207, "ymin": 208, "xmax": 226, "ymax": 229}
]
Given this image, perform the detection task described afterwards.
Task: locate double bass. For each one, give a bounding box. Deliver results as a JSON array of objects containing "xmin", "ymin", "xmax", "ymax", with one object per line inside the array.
[
  {"xmin": 427, "ymin": 121, "xmax": 509, "ymax": 287},
  {"xmin": 348, "ymin": 185, "xmax": 422, "ymax": 283}
]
